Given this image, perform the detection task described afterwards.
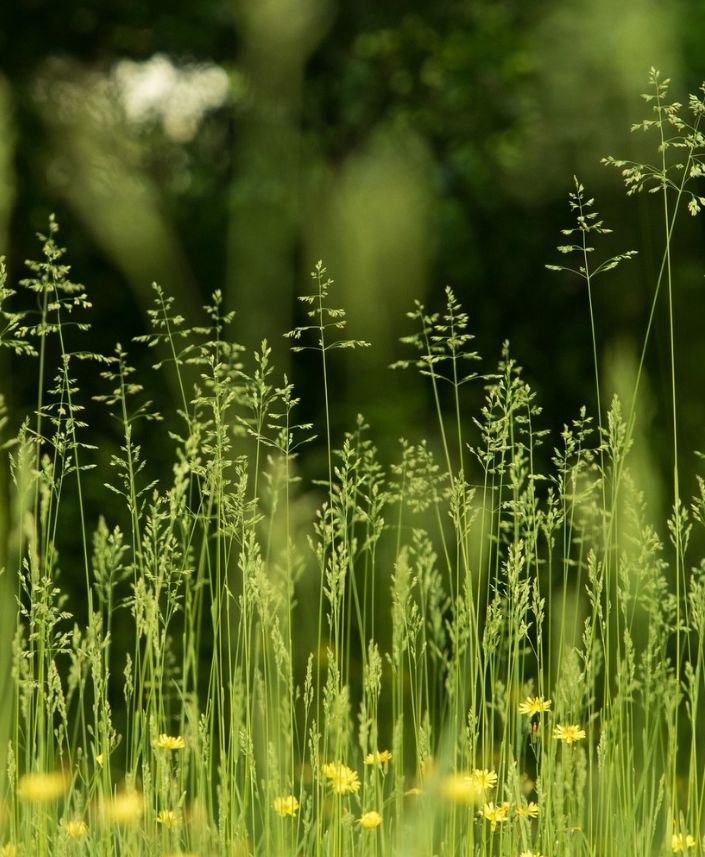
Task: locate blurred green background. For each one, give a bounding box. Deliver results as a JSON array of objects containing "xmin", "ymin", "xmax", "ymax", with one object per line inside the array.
[{"xmin": 1, "ymin": 0, "xmax": 704, "ymax": 608}]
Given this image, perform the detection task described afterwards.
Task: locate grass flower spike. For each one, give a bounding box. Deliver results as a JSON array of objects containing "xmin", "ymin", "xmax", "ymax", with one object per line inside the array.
[
  {"xmin": 359, "ymin": 811, "xmax": 382, "ymax": 829},
  {"xmin": 273, "ymin": 796, "xmax": 299, "ymax": 817},
  {"xmin": 518, "ymin": 696, "xmax": 552, "ymax": 715},
  {"xmin": 153, "ymin": 734, "xmax": 186, "ymax": 750},
  {"xmin": 553, "ymin": 724, "xmax": 587, "ymax": 745}
]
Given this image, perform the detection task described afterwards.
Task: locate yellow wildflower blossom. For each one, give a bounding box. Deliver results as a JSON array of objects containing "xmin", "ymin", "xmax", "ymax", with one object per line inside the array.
[
  {"xmin": 18, "ymin": 771, "xmax": 68, "ymax": 802},
  {"xmin": 153, "ymin": 734, "xmax": 186, "ymax": 751},
  {"xmin": 515, "ymin": 801, "xmax": 540, "ymax": 818},
  {"xmin": 518, "ymin": 696, "xmax": 552, "ymax": 716},
  {"xmin": 105, "ymin": 790, "xmax": 143, "ymax": 824},
  {"xmin": 359, "ymin": 811, "xmax": 382, "ymax": 829},
  {"xmin": 1, "ymin": 845, "xmax": 18, "ymax": 857},
  {"xmin": 273, "ymin": 796, "xmax": 299, "ymax": 817},
  {"xmin": 672, "ymin": 832, "xmax": 696, "ymax": 852},
  {"xmin": 479, "ymin": 801, "xmax": 509, "ymax": 830},
  {"xmin": 322, "ymin": 762, "xmax": 360, "ymax": 794},
  {"xmin": 65, "ymin": 820, "xmax": 87, "ymax": 838},
  {"xmin": 156, "ymin": 810, "xmax": 179, "ymax": 828},
  {"xmin": 441, "ymin": 773, "xmax": 477, "ymax": 805},
  {"xmin": 519, "ymin": 851, "xmax": 547, "ymax": 857},
  {"xmin": 470, "ymin": 768, "xmax": 498, "ymax": 795},
  {"xmin": 364, "ymin": 750, "xmax": 392, "ymax": 767},
  {"xmin": 553, "ymin": 724, "xmax": 586, "ymax": 745},
  {"xmin": 95, "ymin": 754, "xmax": 105, "ymax": 768}
]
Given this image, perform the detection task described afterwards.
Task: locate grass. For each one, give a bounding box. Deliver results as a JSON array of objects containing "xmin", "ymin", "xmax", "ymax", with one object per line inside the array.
[{"xmin": 1, "ymin": 68, "xmax": 705, "ymax": 857}]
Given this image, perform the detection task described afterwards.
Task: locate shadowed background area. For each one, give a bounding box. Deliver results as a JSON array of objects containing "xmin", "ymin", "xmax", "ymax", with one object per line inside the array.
[{"xmin": 0, "ymin": 0, "xmax": 704, "ymax": 666}]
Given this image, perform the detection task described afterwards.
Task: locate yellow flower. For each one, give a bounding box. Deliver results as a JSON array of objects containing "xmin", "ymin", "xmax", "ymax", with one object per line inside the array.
[
  {"xmin": 1, "ymin": 845, "xmax": 18, "ymax": 857},
  {"xmin": 359, "ymin": 811, "xmax": 382, "ymax": 830},
  {"xmin": 479, "ymin": 801, "xmax": 509, "ymax": 830},
  {"xmin": 17, "ymin": 771, "xmax": 68, "ymax": 801},
  {"xmin": 65, "ymin": 820, "xmax": 87, "ymax": 838},
  {"xmin": 95, "ymin": 754, "xmax": 105, "ymax": 768},
  {"xmin": 156, "ymin": 810, "xmax": 179, "ymax": 829},
  {"xmin": 273, "ymin": 795, "xmax": 299, "ymax": 817},
  {"xmin": 105, "ymin": 790, "xmax": 143, "ymax": 824},
  {"xmin": 515, "ymin": 801, "xmax": 540, "ymax": 818},
  {"xmin": 518, "ymin": 696, "xmax": 552, "ymax": 715},
  {"xmin": 364, "ymin": 750, "xmax": 392, "ymax": 767},
  {"xmin": 470, "ymin": 768, "xmax": 498, "ymax": 795},
  {"xmin": 322, "ymin": 762, "xmax": 360, "ymax": 794},
  {"xmin": 553, "ymin": 724, "xmax": 586, "ymax": 745},
  {"xmin": 519, "ymin": 851, "xmax": 547, "ymax": 857},
  {"xmin": 672, "ymin": 832, "xmax": 696, "ymax": 852},
  {"xmin": 153, "ymin": 734, "xmax": 186, "ymax": 751},
  {"xmin": 441, "ymin": 773, "xmax": 477, "ymax": 805}
]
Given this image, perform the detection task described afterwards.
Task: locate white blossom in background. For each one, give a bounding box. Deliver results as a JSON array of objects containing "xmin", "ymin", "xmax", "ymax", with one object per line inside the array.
[{"xmin": 112, "ymin": 54, "xmax": 231, "ymax": 142}]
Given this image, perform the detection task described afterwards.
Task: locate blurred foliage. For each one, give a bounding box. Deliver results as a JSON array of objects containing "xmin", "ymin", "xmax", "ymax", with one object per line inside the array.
[{"xmin": 0, "ymin": 0, "xmax": 704, "ymax": 601}]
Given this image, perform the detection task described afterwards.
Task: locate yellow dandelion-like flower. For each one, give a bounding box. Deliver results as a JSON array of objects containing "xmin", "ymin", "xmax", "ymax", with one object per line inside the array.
[
  {"xmin": 359, "ymin": 811, "xmax": 382, "ymax": 830},
  {"xmin": 553, "ymin": 724, "xmax": 586, "ymax": 745},
  {"xmin": 1, "ymin": 845, "xmax": 18, "ymax": 857},
  {"xmin": 65, "ymin": 820, "xmax": 87, "ymax": 838},
  {"xmin": 364, "ymin": 750, "xmax": 392, "ymax": 767},
  {"xmin": 518, "ymin": 696, "xmax": 552, "ymax": 716},
  {"xmin": 469, "ymin": 768, "xmax": 498, "ymax": 795},
  {"xmin": 153, "ymin": 734, "xmax": 186, "ymax": 751},
  {"xmin": 515, "ymin": 801, "xmax": 540, "ymax": 818},
  {"xmin": 322, "ymin": 762, "xmax": 360, "ymax": 794},
  {"xmin": 672, "ymin": 832, "xmax": 696, "ymax": 852},
  {"xmin": 156, "ymin": 810, "xmax": 179, "ymax": 829},
  {"xmin": 441, "ymin": 773, "xmax": 477, "ymax": 805},
  {"xmin": 105, "ymin": 790, "xmax": 143, "ymax": 824},
  {"xmin": 18, "ymin": 771, "xmax": 68, "ymax": 802},
  {"xmin": 479, "ymin": 801, "xmax": 509, "ymax": 830},
  {"xmin": 273, "ymin": 796, "xmax": 299, "ymax": 817}
]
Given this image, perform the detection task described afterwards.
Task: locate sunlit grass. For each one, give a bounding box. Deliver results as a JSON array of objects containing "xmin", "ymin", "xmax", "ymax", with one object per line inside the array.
[{"xmin": 1, "ymin": 69, "xmax": 705, "ymax": 857}]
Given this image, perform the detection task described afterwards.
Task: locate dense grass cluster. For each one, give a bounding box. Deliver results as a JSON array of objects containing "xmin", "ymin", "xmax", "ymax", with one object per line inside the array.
[{"xmin": 1, "ymin": 69, "xmax": 705, "ymax": 857}]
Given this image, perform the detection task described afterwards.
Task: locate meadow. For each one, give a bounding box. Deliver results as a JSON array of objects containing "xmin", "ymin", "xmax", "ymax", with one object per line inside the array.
[{"xmin": 1, "ymin": 68, "xmax": 705, "ymax": 857}]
